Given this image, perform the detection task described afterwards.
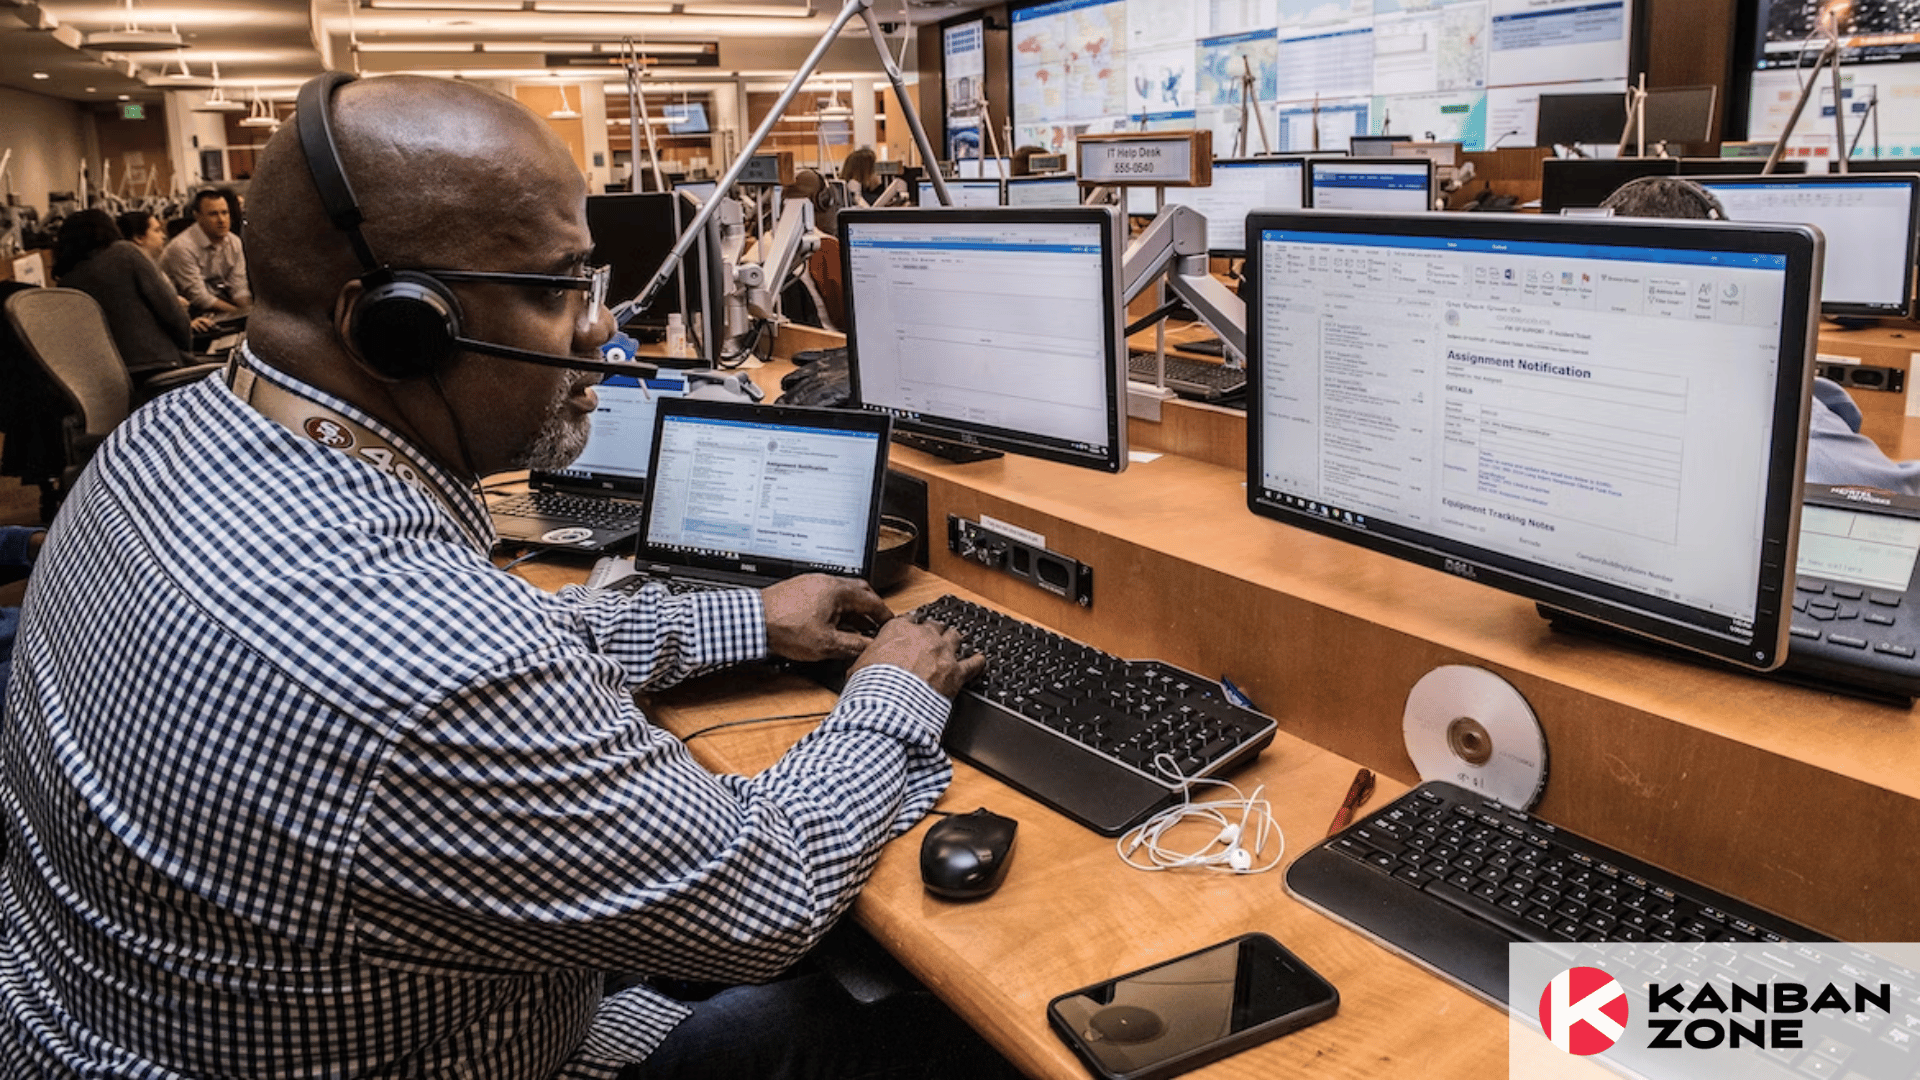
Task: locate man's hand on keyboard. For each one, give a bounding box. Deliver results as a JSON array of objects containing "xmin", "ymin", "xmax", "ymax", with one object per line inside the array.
[
  {"xmin": 847, "ymin": 613, "xmax": 987, "ymax": 699},
  {"xmin": 763, "ymin": 575, "xmax": 894, "ymax": 662}
]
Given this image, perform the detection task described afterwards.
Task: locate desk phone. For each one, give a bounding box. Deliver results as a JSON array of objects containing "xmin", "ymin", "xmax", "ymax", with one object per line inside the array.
[{"xmin": 1782, "ymin": 483, "xmax": 1920, "ymax": 703}]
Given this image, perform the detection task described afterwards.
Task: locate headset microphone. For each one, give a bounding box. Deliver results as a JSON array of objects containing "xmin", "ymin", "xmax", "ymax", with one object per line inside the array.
[{"xmin": 297, "ymin": 71, "xmax": 655, "ymax": 383}]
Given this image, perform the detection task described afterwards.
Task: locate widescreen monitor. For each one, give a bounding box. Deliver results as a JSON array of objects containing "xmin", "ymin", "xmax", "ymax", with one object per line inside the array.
[
  {"xmin": 840, "ymin": 207, "xmax": 1128, "ymax": 472},
  {"xmin": 1305, "ymin": 158, "xmax": 1434, "ymax": 212},
  {"xmin": 918, "ymin": 179, "xmax": 1003, "ymax": 207},
  {"xmin": 660, "ymin": 101, "xmax": 710, "ymax": 135},
  {"xmin": 1352, "ymin": 135, "xmax": 1410, "ymax": 155},
  {"xmin": 585, "ymin": 191, "xmax": 704, "ymax": 329},
  {"xmin": 1693, "ymin": 173, "xmax": 1920, "ymax": 318},
  {"xmin": 1539, "ymin": 157, "xmax": 1679, "ymax": 214},
  {"xmin": 1536, "ymin": 92, "xmax": 1627, "ymax": 147},
  {"xmin": 675, "ymin": 179, "xmax": 718, "ymax": 203},
  {"xmin": 1244, "ymin": 210, "xmax": 1822, "ymax": 670},
  {"xmin": 1006, "ymin": 175, "xmax": 1082, "ymax": 207},
  {"xmin": 956, "ymin": 156, "xmax": 1011, "ymax": 180}
]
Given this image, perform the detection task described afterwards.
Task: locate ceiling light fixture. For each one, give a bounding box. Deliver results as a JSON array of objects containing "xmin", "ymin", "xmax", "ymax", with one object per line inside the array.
[
  {"xmin": 239, "ymin": 88, "xmax": 279, "ymax": 127},
  {"xmin": 361, "ymin": 0, "xmax": 530, "ymax": 10},
  {"xmin": 526, "ymin": 1, "xmax": 676, "ymax": 12},
  {"xmin": 679, "ymin": 2, "xmax": 815, "ymax": 16},
  {"xmin": 32, "ymin": 71, "xmax": 51, "ymax": 80},
  {"xmin": 548, "ymin": 84, "xmax": 580, "ymax": 119},
  {"xmin": 192, "ymin": 62, "xmax": 245, "ymax": 112},
  {"xmin": 83, "ymin": 0, "xmax": 187, "ymax": 51}
]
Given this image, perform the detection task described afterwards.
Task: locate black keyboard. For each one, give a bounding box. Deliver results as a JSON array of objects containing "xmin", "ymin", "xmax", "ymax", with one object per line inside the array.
[
  {"xmin": 1127, "ymin": 351, "xmax": 1246, "ymax": 401},
  {"xmin": 607, "ymin": 573, "xmax": 731, "ymax": 596},
  {"xmin": 913, "ymin": 595, "xmax": 1277, "ymax": 836},
  {"xmin": 1286, "ymin": 781, "xmax": 1829, "ymax": 1005},
  {"xmin": 491, "ymin": 491, "xmax": 643, "ymax": 530}
]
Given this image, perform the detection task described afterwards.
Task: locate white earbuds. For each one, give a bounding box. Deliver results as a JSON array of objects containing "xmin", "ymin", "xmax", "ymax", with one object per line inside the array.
[{"xmin": 1115, "ymin": 756, "xmax": 1285, "ymax": 875}]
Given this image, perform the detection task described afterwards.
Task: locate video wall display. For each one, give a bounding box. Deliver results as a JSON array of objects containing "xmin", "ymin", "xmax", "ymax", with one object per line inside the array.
[
  {"xmin": 1004, "ymin": 0, "xmax": 1633, "ymax": 157},
  {"xmin": 1746, "ymin": 0, "xmax": 1920, "ymax": 162},
  {"xmin": 946, "ymin": 18, "xmax": 989, "ymax": 162}
]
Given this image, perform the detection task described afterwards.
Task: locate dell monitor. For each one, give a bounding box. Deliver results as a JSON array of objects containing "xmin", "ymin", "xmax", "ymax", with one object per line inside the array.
[
  {"xmin": 840, "ymin": 206, "xmax": 1128, "ymax": 472},
  {"xmin": 918, "ymin": 179, "xmax": 1003, "ymax": 207},
  {"xmin": 1638, "ymin": 86, "xmax": 1716, "ymax": 146},
  {"xmin": 1244, "ymin": 210, "xmax": 1821, "ymax": 671},
  {"xmin": 1692, "ymin": 173, "xmax": 1920, "ymax": 319},
  {"xmin": 1006, "ymin": 175, "xmax": 1083, "ymax": 207},
  {"xmin": 1306, "ymin": 158, "xmax": 1434, "ymax": 212}
]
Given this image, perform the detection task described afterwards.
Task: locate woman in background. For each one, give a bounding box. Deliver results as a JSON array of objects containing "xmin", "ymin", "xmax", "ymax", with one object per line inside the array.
[
  {"xmin": 840, "ymin": 147, "xmax": 884, "ymax": 204},
  {"xmin": 53, "ymin": 209, "xmax": 198, "ymax": 380}
]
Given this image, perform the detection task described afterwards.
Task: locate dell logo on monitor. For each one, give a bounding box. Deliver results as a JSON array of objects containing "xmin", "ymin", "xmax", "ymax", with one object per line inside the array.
[{"xmin": 1443, "ymin": 558, "xmax": 1478, "ymax": 580}]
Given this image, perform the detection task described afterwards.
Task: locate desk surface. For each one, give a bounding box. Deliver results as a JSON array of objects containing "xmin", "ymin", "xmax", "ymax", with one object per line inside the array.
[{"xmin": 508, "ymin": 560, "xmax": 1533, "ymax": 1080}]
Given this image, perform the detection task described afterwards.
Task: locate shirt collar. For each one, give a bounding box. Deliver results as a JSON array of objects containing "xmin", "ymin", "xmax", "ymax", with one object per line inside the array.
[{"xmin": 231, "ymin": 344, "xmax": 497, "ymax": 552}]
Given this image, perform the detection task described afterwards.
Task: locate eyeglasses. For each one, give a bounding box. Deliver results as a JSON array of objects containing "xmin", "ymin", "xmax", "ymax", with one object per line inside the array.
[{"xmin": 423, "ymin": 264, "xmax": 611, "ymax": 317}]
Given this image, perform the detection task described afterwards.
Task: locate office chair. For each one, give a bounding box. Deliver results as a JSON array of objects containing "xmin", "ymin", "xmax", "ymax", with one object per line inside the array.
[{"xmin": 4, "ymin": 288, "xmax": 219, "ymax": 515}]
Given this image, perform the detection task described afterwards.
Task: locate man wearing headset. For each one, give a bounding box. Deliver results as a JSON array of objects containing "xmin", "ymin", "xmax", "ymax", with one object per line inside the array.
[{"xmin": 1, "ymin": 74, "xmax": 1007, "ymax": 1079}]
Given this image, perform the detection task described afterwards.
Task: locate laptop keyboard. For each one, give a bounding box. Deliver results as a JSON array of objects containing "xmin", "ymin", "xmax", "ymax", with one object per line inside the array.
[
  {"xmin": 913, "ymin": 595, "xmax": 1277, "ymax": 836},
  {"xmin": 492, "ymin": 490, "xmax": 642, "ymax": 530},
  {"xmin": 1127, "ymin": 351, "xmax": 1247, "ymax": 400},
  {"xmin": 606, "ymin": 574, "xmax": 734, "ymax": 597}
]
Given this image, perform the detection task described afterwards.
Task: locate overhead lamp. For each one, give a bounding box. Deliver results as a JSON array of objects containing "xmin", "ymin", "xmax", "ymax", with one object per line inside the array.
[
  {"xmin": 548, "ymin": 85, "xmax": 580, "ymax": 120},
  {"xmin": 527, "ymin": 0, "xmax": 675, "ymax": 10},
  {"xmin": 680, "ymin": 2, "xmax": 815, "ymax": 16},
  {"xmin": 362, "ymin": 0, "xmax": 529, "ymax": 10},
  {"xmin": 192, "ymin": 62, "xmax": 245, "ymax": 112},
  {"xmin": 239, "ymin": 89, "xmax": 279, "ymax": 127},
  {"xmin": 83, "ymin": 0, "xmax": 187, "ymax": 51}
]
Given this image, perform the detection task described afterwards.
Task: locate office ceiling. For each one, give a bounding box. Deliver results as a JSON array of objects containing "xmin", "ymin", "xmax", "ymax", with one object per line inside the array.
[{"xmin": 1, "ymin": 0, "xmax": 993, "ymax": 106}]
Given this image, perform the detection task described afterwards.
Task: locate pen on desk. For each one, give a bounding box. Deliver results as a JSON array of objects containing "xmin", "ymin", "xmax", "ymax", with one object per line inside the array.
[{"xmin": 1326, "ymin": 768, "xmax": 1375, "ymax": 837}]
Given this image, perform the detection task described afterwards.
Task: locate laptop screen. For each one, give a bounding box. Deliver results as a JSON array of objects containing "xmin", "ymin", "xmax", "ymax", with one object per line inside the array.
[
  {"xmin": 639, "ymin": 399, "xmax": 893, "ymax": 579},
  {"xmin": 534, "ymin": 373, "xmax": 689, "ymax": 495}
]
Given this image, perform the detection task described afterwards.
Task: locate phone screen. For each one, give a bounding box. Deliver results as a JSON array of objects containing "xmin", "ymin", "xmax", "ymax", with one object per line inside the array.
[{"xmin": 1048, "ymin": 933, "xmax": 1337, "ymax": 1080}]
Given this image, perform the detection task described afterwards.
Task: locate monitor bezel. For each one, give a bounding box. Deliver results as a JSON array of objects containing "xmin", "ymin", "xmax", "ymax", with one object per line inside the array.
[
  {"xmin": 637, "ymin": 396, "xmax": 895, "ymax": 580},
  {"xmin": 1004, "ymin": 175, "xmax": 1085, "ymax": 207},
  {"xmin": 1689, "ymin": 171, "xmax": 1920, "ymax": 319},
  {"xmin": 1242, "ymin": 210, "xmax": 1822, "ymax": 671},
  {"xmin": 916, "ymin": 178, "xmax": 1006, "ymax": 207},
  {"xmin": 1304, "ymin": 156, "xmax": 1436, "ymax": 211},
  {"xmin": 838, "ymin": 205, "xmax": 1131, "ymax": 474}
]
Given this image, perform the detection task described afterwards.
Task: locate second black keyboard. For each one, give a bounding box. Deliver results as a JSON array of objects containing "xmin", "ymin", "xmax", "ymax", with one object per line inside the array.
[
  {"xmin": 1285, "ymin": 780, "xmax": 1829, "ymax": 1006},
  {"xmin": 490, "ymin": 491, "xmax": 643, "ymax": 530},
  {"xmin": 913, "ymin": 595, "xmax": 1277, "ymax": 836},
  {"xmin": 1127, "ymin": 351, "xmax": 1247, "ymax": 401}
]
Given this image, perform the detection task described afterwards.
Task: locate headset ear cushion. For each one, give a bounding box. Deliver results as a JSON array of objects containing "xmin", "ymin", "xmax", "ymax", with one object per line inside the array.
[{"xmin": 349, "ymin": 271, "xmax": 462, "ymax": 381}]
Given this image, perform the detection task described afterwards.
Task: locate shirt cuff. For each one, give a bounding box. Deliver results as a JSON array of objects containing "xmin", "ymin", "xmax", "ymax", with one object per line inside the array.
[
  {"xmin": 682, "ymin": 587, "xmax": 767, "ymax": 669},
  {"xmin": 829, "ymin": 663, "xmax": 953, "ymax": 749}
]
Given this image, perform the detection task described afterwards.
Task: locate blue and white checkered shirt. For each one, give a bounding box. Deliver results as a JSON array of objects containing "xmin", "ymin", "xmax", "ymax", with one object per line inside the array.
[{"xmin": 1, "ymin": 359, "xmax": 954, "ymax": 1078}]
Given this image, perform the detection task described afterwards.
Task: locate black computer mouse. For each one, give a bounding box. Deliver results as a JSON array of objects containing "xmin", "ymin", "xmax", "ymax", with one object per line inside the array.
[{"xmin": 919, "ymin": 808, "xmax": 1018, "ymax": 900}]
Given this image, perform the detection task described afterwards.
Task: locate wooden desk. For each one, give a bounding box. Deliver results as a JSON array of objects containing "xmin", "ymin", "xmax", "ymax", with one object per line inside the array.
[{"xmin": 507, "ymin": 561, "xmax": 1515, "ymax": 1080}]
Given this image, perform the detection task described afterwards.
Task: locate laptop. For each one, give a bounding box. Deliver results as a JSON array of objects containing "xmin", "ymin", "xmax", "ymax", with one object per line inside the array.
[
  {"xmin": 606, "ymin": 397, "xmax": 893, "ymax": 593},
  {"xmin": 486, "ymin": 372, "xmax": 690, "ymax": 551}
]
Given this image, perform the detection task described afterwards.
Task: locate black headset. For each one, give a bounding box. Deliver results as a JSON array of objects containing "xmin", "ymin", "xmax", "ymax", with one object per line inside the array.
[{"xmin": 293, "ymin": 71, "xmax": 654, "ymax": 381}]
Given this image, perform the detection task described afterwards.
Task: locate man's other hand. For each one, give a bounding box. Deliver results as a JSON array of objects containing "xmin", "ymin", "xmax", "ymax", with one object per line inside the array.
[
  {"xmin": 847, "ymin": 614, "xmax": 986, "ymax": 700},
  {"xmin": 763, "ymin": 575, "xmax": 893, "ymax": 662}
]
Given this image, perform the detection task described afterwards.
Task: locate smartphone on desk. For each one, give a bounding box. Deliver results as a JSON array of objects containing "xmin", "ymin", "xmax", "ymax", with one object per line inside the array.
[{"xmin": 1047, "ymin": 932, "xmax": 1337, "ymax": 1080}]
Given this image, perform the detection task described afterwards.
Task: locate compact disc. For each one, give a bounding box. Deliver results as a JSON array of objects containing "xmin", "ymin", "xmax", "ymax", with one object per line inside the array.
[{"xmin": 1402, "ymin": 665, "xmax": 1547, "ymax": 811}]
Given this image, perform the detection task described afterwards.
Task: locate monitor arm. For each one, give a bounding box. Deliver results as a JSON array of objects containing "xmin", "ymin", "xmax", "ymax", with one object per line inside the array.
[
  {"xmin": 738, "ymin": 196, "xmax": 818, "ymax": 323},
  {"xmin": 870, "ymin": 177, "xmax": 909, "ymax": 207},
  {"xmin": 1121, "ymin": 204, "xmax": 1247, "ymax": 361}
]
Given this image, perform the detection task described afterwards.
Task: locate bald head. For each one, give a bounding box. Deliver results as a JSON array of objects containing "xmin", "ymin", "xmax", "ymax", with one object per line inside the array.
[{"xmin": 247, "ymin": 75, "xmax": 585, "ymax": 323}]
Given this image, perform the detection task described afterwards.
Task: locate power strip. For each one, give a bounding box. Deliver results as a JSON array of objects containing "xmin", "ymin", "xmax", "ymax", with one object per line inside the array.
[{"xmin": 947, "ymin": 515, "xmax": 1093, "ymax": 607}]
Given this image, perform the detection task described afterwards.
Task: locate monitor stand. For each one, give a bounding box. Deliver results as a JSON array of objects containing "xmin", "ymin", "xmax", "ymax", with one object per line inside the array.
[
  {"xmin": 1827, "ymin": 316, "xmax": 1883, "ymax": 331},
  {"xmin": 891, "ymin": 430, "xmax": 1004, "ymax": 464}
]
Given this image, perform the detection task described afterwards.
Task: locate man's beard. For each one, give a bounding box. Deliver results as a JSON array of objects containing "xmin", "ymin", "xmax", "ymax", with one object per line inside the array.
[{"xmin": 509, "ymin": 378, "xmax": 592, "ymax": 470}]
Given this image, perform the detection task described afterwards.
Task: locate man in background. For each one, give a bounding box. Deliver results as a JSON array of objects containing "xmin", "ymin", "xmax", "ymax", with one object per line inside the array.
[{"xmin": 160, "ymin": 187, "xmax": 251, "ymax": 317}]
